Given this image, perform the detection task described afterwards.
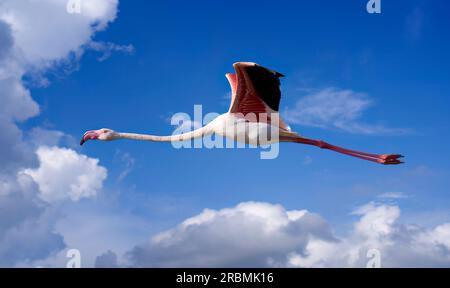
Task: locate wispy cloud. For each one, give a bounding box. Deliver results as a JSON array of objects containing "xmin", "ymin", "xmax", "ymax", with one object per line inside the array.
[
  {"xmin": 378, "ymin": 192, "xmax": 408, "ymax": 200},
  {"xmin": 87, "ymin": 41, "xmax": 135, "ymax": 62},
  {"xmin": 114, "ymin": 150, "xmax": 135, "ymax": 182},
  {"xmin": 284, "ymin": 87, "xmax": 408, "ymax": 135},
  {"xmin": 405, "ymin": 7, "xmax": 424, "ymax": 41},
  {"xmin": 302, "ymin": 155, "xmax": 313, "ymax": 165}
]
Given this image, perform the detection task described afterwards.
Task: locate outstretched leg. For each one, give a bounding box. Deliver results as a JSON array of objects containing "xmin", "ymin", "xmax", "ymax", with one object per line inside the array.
[{"xmin": 281, "ymin": 135, "xmax": 404, "ymax": 165}]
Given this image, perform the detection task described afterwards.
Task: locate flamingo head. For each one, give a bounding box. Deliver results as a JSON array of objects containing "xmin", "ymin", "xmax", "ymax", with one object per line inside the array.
[{"xmin": 80, "ymin": 128, "xmax": 117, "ymax": 145}]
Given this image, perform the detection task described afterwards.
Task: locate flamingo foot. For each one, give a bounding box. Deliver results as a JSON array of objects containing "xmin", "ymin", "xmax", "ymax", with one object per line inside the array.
[{"xmin": 377, "ymin": 154, "xmax": 404, "ymax": 165}]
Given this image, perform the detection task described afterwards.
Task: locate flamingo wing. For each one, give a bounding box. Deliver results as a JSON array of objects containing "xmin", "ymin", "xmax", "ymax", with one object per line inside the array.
[{"xmin": 226, "ymin": 62, "xmax": 291, "ymax": 131}]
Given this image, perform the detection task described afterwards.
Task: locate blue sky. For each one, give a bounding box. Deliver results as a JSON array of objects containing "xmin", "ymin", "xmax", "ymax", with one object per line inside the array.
[
  {"xmin": 1, "ymin": 0, "xmax": 450, "ymax": 267},
  {"xmin": 36, "ymin": 0, "xmax": 449, "ymax": 219}
]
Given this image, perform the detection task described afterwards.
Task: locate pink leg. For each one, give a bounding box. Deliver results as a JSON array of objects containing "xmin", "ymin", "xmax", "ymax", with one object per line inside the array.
[{"xmin": 283, "ymin": 136, "xmax": 404, "ymax": 165}]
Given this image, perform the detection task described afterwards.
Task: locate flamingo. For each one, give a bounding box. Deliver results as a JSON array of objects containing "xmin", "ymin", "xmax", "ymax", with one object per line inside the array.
[{"xmin": 80, "ymin": 62, "xmax": 403, "ymax": 165}]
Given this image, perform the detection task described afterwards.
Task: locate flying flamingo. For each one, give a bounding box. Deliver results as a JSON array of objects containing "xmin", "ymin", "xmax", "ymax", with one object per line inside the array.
[{"xmin": 81, "ymin": 62, "xmax": 403, "ymax": 165}]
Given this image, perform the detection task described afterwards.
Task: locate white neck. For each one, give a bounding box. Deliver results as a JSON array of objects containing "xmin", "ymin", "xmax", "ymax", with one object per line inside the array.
[{"xmin": 115, "ymin": 126, "xmax": 210, "ymax": 142}]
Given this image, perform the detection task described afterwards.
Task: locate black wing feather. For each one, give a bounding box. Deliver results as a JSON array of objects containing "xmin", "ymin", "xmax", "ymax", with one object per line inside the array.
[{"xmin": 245, "ymin": 65, "xmax": 284, "ymax": 111}]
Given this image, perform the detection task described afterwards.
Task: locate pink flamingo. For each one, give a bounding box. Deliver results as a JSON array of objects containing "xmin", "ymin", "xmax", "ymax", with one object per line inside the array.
[{"xmin": 81, "ymin": 62, "xmax": 403, "ymax": 165}]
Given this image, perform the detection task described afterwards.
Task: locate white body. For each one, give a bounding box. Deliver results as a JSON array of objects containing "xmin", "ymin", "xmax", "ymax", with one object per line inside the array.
[{"xmin": 205, "ymin": 113, "xmax": 281, "ymax": 146}]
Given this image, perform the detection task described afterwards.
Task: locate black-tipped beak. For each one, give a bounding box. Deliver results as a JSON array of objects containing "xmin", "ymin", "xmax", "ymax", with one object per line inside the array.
[{"xmin": 80, "ymin": 130, "xmax": 98, "ymax": 146}]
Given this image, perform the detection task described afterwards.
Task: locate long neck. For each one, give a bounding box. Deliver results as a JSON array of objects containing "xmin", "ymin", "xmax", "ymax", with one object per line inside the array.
[{"xmin": 115, "ymin": 126, "xmax": 210, "ymax": 142}]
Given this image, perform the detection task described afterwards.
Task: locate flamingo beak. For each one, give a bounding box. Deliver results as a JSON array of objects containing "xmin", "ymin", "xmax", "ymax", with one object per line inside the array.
[{"xmin": 80, "ymin": 130, "xmax": 99, "ymax": 146}]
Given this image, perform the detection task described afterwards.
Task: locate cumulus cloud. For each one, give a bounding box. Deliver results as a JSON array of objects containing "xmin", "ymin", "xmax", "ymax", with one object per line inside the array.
[
  {"xmin": 0, "ymin": 21, "xmax": 37, "ymax": 173},
  {"xmin": 127, "ymin": 202, "xmax": 335, "ymax": 267},
  {"xmin": 20, "ymin": 146, "xmax": 107, "ymax": 202},
  {"xmin": 0, "ymin": 0, "xmax": 121, "ymax": 266},
  {"xmin": 0, "ymin": 207, "xmax": 65, "ymax": 267},
  {"xmin": 126, "ymin": 201, "xmax": 450, "ymax": 268},
  {"xmin": 95, "ymin": 250, "xmax": 119, "ymax": 268},
  {"xmin": 0, "ymin": 0, "xmax": 119, "ymax": 66},
  {"xmin": 284, "ymin": 87, "xmax": 406, "ymax": 135},
  {"xmin": 26, "ymin": 127, "xmax": 66, "ymax": 148},
  {"xmin": 0, "ymin": 173, "xmax": 65, "ymax": 267},
  {"xmin": 0, "ymin": 0, "xmax": 122, "ymax": 171}
]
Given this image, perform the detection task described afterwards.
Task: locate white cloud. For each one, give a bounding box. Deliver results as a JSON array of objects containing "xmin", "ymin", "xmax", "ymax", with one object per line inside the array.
[
  {"xmin": 0, "ymin": 206, "xmax": 64, "ymax": 267},
  {"xmin": 378, "ymin": 192, "xmax": 408, "ymax": 199},
  {"xmin": 0, "ymin": 173, "xmax": 65, "ymax": 267},
  {"xmin": 87, "ymin": 41, "xmax": 134, "ymax": 61},
  {"xmin": 0, "ymin": 0, "xmax": 123, "ymax": 172},
  {"xmin": 127, "ymin": 201, "xmax": 335, "ymax": 267},
  {"xmin": 0, "ymin": 0, "xmax": 124, "ymax": 267},
  {"xmin": 0, "ymin": 21, "xmax": 38, "ymax": 173},
  {"xmin": 0, "ymin": 75, "xmax": 39, "ymax": 121},
  {"xmin": 351, "ymin": 202, "xmax": 400, "ymax": 240},
  {"xmin": 21, "ymin": 146, "xmax": 107, "ymax": 202},
  {"xmin": 26, "ymin": 127, "xmax": 66, "ymax": 148},
  {"xmin": 126, "ymin": 201, "xmax": 450, "ymax": 268},
  {"xmin": 284, "ymin": 87, "xmax": 406, "ymax": 135},
  {"xmin": 95, "ymin": 250, "xmax": 119, "ymax": 268},
  {"xmin": 426, "ymin": 223, "xmax": 450, "ymax": 249},
  {"xmin": 0, "ymin": 0, "xmax": 119, "ymax": 66},
  {"xmin": 114, "ymin": 150, "xmax": 135, "ymax": 182}
]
